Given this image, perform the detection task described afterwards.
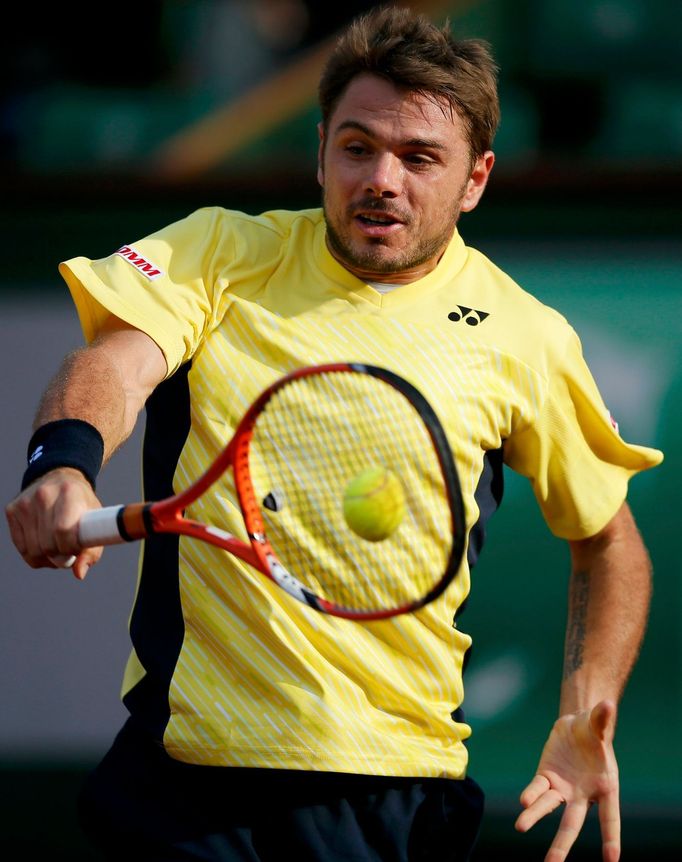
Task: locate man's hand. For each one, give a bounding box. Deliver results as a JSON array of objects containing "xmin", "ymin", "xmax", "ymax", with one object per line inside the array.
[
  {"xmin": 515, "ymin": 699, "xmax": 620, "ymax": 862},
  {"xmin": 6, "ymin": 321, "xmax": 168, "ymax": 581},
  {"xmin": 6, "ymin": 467, "xmax": 104, "ymax": 580}
]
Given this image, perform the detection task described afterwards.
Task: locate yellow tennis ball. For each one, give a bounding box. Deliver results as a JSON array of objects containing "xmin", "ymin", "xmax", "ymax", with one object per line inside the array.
[{"xmin": 342, "ymin": 466, "xmax": 406, "ymax": 542}]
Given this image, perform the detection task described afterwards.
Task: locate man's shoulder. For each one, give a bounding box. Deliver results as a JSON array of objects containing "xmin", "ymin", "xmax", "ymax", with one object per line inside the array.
[
  {"xmin": 193, "ymin": 206, "xmax": 324, "ymax": 237},
  {"xmin": 459, "ymin": 245, "xmax": 577, "ymax": 374},
  {"xmin": 465, "ymin": 246, "xmax": 567, "ymax": 326},
  {"xmin": 460, "ymin": 245, "xmax": 570, "ymax": 336}
]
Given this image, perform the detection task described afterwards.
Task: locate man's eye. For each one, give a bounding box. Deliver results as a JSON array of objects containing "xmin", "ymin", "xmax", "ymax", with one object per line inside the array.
[
  {"xmin": 345, "ymin": 145, "xmax": 366, "ymax": 156},
  {"xmin": 405, "ymin": 154, "xmax": 432, "ymax": 166}
]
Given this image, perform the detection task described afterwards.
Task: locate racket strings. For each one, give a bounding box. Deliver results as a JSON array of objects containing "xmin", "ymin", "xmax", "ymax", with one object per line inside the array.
[{"xmin": 248, "ymin": 371, "xmax": 454, "ymax": 613}]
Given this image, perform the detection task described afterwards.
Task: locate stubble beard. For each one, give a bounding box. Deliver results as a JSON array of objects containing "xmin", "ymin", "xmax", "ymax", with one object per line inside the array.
[{"xmin": 322, "ymin": 192, "xmax": 463, "ymax": 277}]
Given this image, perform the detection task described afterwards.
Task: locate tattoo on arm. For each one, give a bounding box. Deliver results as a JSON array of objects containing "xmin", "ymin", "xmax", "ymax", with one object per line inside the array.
[{"xmin": 564, "ymin": 569, "xmax": 590, "ymax": 679}]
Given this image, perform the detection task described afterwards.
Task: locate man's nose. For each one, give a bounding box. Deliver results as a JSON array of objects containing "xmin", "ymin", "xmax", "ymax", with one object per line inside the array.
[{"xmin": 364, "ymin": 153, "xmax": 403, "ymax": 198}]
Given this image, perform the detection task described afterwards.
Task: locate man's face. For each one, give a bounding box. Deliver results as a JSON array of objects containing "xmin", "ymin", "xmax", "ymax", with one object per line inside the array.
[{"xmin": 318, "ymin": 73, "xmax": 494, "ymax": 284}]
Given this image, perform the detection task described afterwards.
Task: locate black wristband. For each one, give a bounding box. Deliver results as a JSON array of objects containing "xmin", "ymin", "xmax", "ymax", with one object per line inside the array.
[{"xmin": 21, "ymin": 419, "xmax": 104, "ymax": 491}]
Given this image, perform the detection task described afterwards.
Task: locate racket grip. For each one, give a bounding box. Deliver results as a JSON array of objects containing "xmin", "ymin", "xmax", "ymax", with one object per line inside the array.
[{"xmin": 78, "ymin": 506, "xmax": 127, "ymax": 547}]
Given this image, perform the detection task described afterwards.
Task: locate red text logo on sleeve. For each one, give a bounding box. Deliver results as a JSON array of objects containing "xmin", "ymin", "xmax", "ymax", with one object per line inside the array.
[{"xmin": 115, "ymin": 245, "xmax": 164, "ymax": 280}]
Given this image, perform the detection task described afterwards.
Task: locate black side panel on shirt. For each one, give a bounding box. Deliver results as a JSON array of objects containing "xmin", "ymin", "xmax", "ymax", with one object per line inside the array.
[
  {"xmin": 123, "ymin": 362, "xmax": 192, "ymax": 740},
  {"xmin": 452, "ymin": 446, "xmax": 505, "ymax": 726},
  {"xmin": 467, "ymin": 446, "xmax": 505, "ymax": 570}
]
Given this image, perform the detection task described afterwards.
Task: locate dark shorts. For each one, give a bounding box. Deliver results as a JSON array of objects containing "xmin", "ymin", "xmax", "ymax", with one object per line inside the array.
[{"xmin": 78, "ymin": 719, "xmax": 484, "ymax": 861}]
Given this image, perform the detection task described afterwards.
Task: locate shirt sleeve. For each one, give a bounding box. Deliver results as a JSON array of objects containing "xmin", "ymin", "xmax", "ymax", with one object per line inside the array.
[
  {"xmin": 504, "ymin": 327, "xmax": 663, "ymax": 540},
  {"xmin": 58, "ymin": 207, "xmax": 233, "ymax": 376}
]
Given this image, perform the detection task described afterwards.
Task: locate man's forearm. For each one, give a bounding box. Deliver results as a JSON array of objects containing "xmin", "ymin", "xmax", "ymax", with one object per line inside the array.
[
  {"xmin": 33, "ymin": 324, "xmax": 167, "ymax": 463},
  {"xmin": 561, "ymin": 502, "xmax": 652, "ymax": 714},
  {"xmin": 34, "ymin": 346, "xmax": 129, "ymax": 462}
]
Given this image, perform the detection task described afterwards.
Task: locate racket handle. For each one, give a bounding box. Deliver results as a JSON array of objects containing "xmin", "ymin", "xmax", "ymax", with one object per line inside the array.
[{"xmin": 78, "ymin": 506, "xmax": 128, "ymax": 547}]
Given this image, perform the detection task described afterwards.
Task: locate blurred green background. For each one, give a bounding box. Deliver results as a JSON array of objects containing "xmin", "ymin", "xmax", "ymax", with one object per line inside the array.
[{"xmin": 1, "ymin": 1, "xmax": 680, "ymax": 858}]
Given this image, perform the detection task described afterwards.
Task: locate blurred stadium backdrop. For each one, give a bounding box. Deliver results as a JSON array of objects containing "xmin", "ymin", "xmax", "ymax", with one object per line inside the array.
[{"xmin": 1, "ymin": 1, "xmax": 680, "ymax": 858}]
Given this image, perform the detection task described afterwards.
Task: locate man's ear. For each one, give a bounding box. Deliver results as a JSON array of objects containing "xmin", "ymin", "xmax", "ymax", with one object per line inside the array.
[
  {"xmin": 460, "ymin": 151, "xmax": 495, "ymax": 213},
  {"xmin": 317, "ymin": 122, "xmax": 325, "ymax": 187}
]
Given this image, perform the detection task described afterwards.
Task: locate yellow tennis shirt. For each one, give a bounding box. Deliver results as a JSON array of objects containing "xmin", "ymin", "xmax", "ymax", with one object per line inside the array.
[{"xmin": 60, "ymin": 207, "xmax": 662, "ymax": 778}]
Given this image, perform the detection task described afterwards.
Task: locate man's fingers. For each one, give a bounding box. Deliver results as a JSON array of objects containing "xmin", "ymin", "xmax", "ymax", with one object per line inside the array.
[
  {"xmin": 519, "ymin": 773, "xmax": 551, "ymax": 808},
  {"xmin": 7, "ymin": 514, "xmax": 51, "ymax": 568},
  {"xmin": 544, "ymin": 802, "xmax": 589, "ymax": 862},
  {"xmin": 47, "ymin": 548, "xmax": 102, "ymax": 580},
  {"xmin": 598, "ymin": 788, "xmax": 621, "ymax": 862},
  {"xmin": 518, "ymin": 707, "xmax": 621, "ymax": 860},
  {"xmin": 36, "ymin": 481, "xmax": 82, "ymax": 554},
  {"xmin": 48, "ymin": 554, "xmax": 78, "ymax": 568},
  {"xmin": 72, "ymin": 547, "xmax": 103, "ymax": 580},
  {"xmin": 8, "ymin": 487, "xmax": 102, "ymax": 576},
  {"xmin": 52, "ymin": 547, "xmax": 103, "ymax": 580},
  {"xmin": 516, "ymin": 782, "xmax": 564, "ymax": 833},
  {"xmin": 5, "ymin": 507, "xmax": 28, "ymax": 557},
  {"xmin": 7, "ymin": 474, "xmax": 101, "ymax": 569}
]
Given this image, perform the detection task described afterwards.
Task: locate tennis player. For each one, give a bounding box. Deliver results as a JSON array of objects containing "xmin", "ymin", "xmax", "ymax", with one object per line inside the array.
[{"xmin": 6, "ymin": 6, "xmax": 662, "ymax": 861}]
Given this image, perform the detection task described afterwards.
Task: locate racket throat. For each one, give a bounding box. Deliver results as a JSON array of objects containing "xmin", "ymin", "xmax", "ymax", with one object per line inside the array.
[{"xmin": 264, "ymin": 552, "xmax": 320, "ymax": 609}]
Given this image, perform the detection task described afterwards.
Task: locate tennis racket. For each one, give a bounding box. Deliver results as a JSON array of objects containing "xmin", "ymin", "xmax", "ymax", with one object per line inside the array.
[{"xmin": 76, "ymin": 362, "xmax": 466, "ymax": 620}]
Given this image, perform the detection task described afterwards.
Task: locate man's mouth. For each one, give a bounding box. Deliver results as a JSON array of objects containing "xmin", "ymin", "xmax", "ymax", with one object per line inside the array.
[
  {"xmin": 356, "ymin": 212, "xmax": 400, "ymax": 226},
  {"xmin": 353, "ymin": 208, "xmax": 406, "ymax": 237}
]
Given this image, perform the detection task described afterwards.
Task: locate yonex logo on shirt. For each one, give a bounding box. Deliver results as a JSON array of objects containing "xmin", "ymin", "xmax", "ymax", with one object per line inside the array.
[
  {"xmin": 115, "ymin": 245, "xmax": 164, "ymax": 280},
  {"xmin": 448, "ymin": 306, "xmax": 489, "ymax": 326}
]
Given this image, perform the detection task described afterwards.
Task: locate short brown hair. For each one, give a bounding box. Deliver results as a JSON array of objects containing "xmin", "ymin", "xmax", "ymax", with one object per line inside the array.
[{"xmin": 318, "ymin": 5, "xmax": 500, "ymax": 160}]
